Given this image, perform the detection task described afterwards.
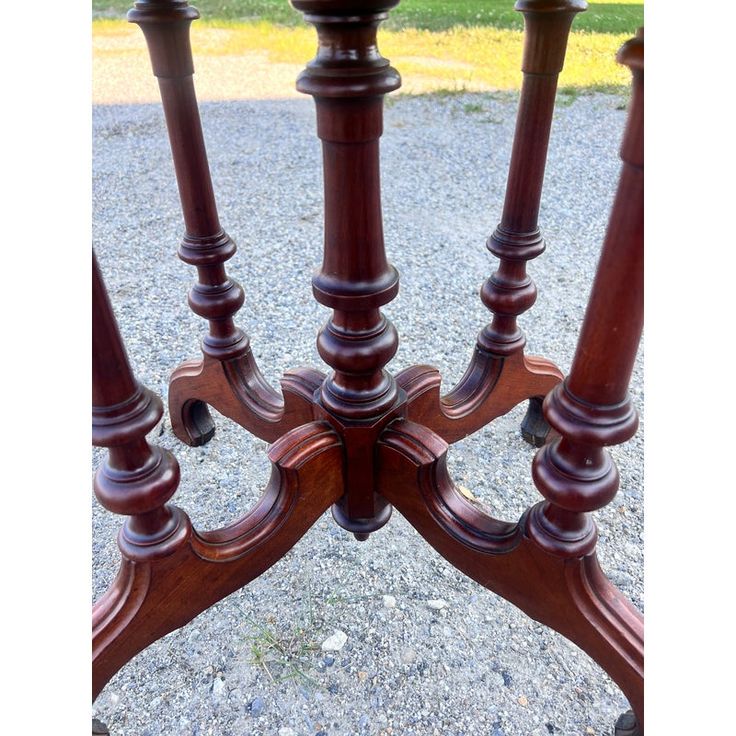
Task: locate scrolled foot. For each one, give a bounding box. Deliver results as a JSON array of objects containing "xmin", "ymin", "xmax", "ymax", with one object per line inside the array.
[
  {"xmin": 615, "ymin": 710, "xmax": 641, "ymax": 736},
  {"xmin": 176, "ymin": 398, "xmax": 216, "ymax": 447},
  {"xmin": 520, "ymin": 395, "xmax": 552, "ymax": 447}
]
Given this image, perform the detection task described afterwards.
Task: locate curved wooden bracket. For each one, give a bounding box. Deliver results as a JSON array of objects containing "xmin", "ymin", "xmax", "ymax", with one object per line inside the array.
[
  {"xmin": 396, "ymin": 348, "xmax": 563, "ymax": 444},
  {"xmin": 377, "ymin": 418, "xmax": 643, "ymax": 727},
  {"xmin": 92, "ymin": 420, "xmax": 343, "ymax": 699},
  {"xmin": 168, "ymin": 355, "xmax": 324, "ymax": 445}
]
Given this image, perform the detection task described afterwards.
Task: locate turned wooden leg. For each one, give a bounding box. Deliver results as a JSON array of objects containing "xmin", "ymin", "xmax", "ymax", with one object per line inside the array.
[
  {"xmin": 293, "ymin": 0, "xmax": 403, "ymax": 539},
  {"xmin": 528, "ymin": 28, "xmax": 645, "ymax": 730},
  {"xmin": 128, "ymin": 1, "xmax": 315, "ymax": 446},
  {"xmin": 92, "ymin": 253, "xmax": 344, "ymax": 698},
  {"xmin": 383, "ymin": 25, "xmax": 644, "ymax": 732},
  {"xmin": 378, "ymin": 420, "xmax": 643, "ymax": 731},
  {"xmin": 399, "ymin": 0, "xmax": 587, "ymax": 446}
]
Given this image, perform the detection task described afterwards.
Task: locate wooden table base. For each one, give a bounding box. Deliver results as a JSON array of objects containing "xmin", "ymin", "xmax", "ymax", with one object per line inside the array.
[{"xmin": 92, "ymin": 2, "xmax": 644, "ymax": 733}]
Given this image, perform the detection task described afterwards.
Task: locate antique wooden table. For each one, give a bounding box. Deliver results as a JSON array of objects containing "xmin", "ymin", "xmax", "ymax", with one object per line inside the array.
[{"xmin": 92, "ymin": 2, "xmax": 644, "ymax": 733}]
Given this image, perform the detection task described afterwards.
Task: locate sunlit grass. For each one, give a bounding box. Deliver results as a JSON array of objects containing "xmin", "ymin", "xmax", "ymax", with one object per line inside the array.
[
  {"xmin": 93, "ymin": 18, "xmax": 634, "ymax": 94},
  {"xmin": 93, "ymin": 1, "xmax": 643, "ymax": 35}
]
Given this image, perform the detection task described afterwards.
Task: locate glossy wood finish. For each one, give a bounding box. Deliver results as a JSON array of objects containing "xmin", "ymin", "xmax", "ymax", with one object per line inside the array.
[
  {"xmin": 128, "ymin": 0, "xmax": 315, "ymax": 448},
  {"xmin": 292, "ymin": 0, "xmax": 403, "ymax": 537},
  {"xmin": 398, "ymin": 0, "xmax": 586, "ymax": 447},
  {"xmin": 93, "ymin": 1, "xmax": 644, "ymax": 731},
  {"xmin": 92, "ymin": 254, "xmax": 343, "ymax": 698}
]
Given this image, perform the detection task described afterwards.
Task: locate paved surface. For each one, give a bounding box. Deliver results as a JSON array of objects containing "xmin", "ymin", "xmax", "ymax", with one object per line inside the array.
[{"xmin": 92, "ymin": 89, "xmax": 643, "ymax": 736}]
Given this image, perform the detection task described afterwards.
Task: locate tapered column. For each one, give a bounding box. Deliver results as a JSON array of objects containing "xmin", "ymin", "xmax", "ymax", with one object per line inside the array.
[
  {"xmin": 397, "ymin": 0, "xmax": 584, "ymax": 447},
  {"xmin": 92, "ymin": 250, "xmax": 188, "ymax": 567},
  {"xmin": 527, "ymin": 27, "xmax": 644, "ymax": 730},
  {"xmin": 480, "ymin": 0, "xmax": 587, "ymax": 356},
  {"xmin": 528, "ymin": 26, "xmax": 643, "ymax": 558},
  {"xmin": 128, "ymin": 1, "xmax": 248, "ymax": 362},
  {"xmin": 294, "ymin": 0, "xmax": 401, "ymax": 537}
]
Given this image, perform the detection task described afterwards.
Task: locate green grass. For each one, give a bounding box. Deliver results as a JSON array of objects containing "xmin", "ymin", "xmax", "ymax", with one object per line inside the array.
[
  {"xmin": 93, "ymin": 0, "xmax": 643, "ymax": 35},
  {"xmin": 93, "ymin": 1, "xmax": 642, "ymax": 98}
]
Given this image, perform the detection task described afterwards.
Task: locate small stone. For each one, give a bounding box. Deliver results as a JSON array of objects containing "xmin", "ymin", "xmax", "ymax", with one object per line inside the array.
[
  {"xmin": 278, "ymin": 729, "xmax": 296, "ymax": 736},
  {"xmin": 400, "ymin": 648, "xmax": 417, "ymax": 665},
  {"xmin": 518, "ymin": 695, "xmax": 528, "ymax": 707},
  {"xmin": 586, "ymin": 729, "xmax": 595, "ymax": 735},
  {"xmin": 109, "ymin": 693, "xmax": 120, "ymax": 707},
  {"xmin": 212, "ymin": 678, "xmax": 226, "ymax": 698},
  {"xmin": 358, "ymin": 670, "xmax": 368, "ymax": 681},
  {"xmin": 382, "ymin": 594, "xmax": 397, "ymax": 608},
  {"xmin": 321, "ymin": 630, "xmax": 348, "ymax": 651},
  {"xmin": 323, "ymin": 654, "xmax": 336, "ymax": 667},
  {"xmin": 427, "ymin": 599, "xmax": 448, "ymax": 611},
  {"xmin": 249, "ymin": 696, "xmax": 265, "ymax": 717}
]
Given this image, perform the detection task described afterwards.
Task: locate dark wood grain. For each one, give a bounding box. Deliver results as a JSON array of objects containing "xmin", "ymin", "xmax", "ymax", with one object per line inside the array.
[
  {"xmin": 94, "ymin": 4, "xmax": 644, "ymax": 731},
  {"xmin": 293, "ymin": 0, "xmax": 403, "ymax": 537},
  {"xmin": 129, "ymin": 0, "xmax": 317, "ymax": 448},
  {"xmin": 92, "ymin": 255, "xmax": 344, "ymax": 696},
  {"xmin": 400, "ymin": 0, "xmax": 588, "ymax": 447}
]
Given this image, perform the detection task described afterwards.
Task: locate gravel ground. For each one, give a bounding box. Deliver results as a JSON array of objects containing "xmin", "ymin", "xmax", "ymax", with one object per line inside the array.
[{"xmin": 92, "ymin": 89, "xmax": 643, "ymax": 736}]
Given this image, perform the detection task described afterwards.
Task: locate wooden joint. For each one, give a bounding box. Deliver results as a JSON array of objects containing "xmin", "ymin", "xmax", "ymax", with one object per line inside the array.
[
  {"xmin": 127, "ymin": 1, "xmax": 199, "ymax": 79},
  {"xmin": 515, "ymin": 0, "xmax": 588, "ymax": 76}
]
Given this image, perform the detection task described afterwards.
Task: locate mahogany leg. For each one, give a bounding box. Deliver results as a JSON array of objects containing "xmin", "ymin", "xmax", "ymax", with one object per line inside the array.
[
  {"xmin": 400, "ymin": 0, "xmax": 587, "ymax": 445},
  {"xmin": 292, "ymin": 1, "xmax": 404, "ymax": 539},
  {"xmin": 92, "ymin": 253, "xmax": 344, "ymax": 698},
  {"xmin": 378, "ymin": 419, "xmax": 643, "ymax": 729},
  {"xmin": 528, "ymin": 29, "xmax": 645, "ymax": 730},
  {"xmin": 384, "ymin": 26, "xmax": 645, "ymax": 731},
  {"xmin": 128, "ymin": 1, "xmax": 315, "ymax": 446}
]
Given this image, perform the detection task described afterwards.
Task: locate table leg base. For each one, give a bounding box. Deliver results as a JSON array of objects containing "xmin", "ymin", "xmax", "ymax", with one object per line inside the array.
[{"xmin": 397, "ymin": 349, "xmax": 563, "ymax": 446}]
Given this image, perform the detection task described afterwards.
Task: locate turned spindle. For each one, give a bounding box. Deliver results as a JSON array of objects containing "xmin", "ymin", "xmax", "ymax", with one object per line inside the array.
[
  {"xmin": 92, "ymin": 251, "xmax": 191, "ymax": 702},
  {"xmin": 128, "ymin": 0, "xmax": 294, "ymax": 448},
  {"xmin": 528, "ymin": 29, "xmax": 643, "ymax": 559},
  {"xmin": 293, "ymin": 0, "xmax": 402, "ymax": 538},
  {"xmin": 527, "ymin": 34, "xmax": 645, "ymax": 733},
  {"xmin": 92, "ymin": 251, "xmax": 185, "ymax": 551},
  {"xmin": 395, "ymin": 0, "xmax": 583, "ymax": 447},
  {"xmin": 92, "ymin": 255, "xmax": 344, "ymax": 701},
  {"xmin": 129, "ymin": 1, "xmax": 248, "ymax": 364},
  {"xmin": 483, "ymin": 0, "xmax": 586, "ymax": 440},
  {"xmin": 482, "ymin": 0, "xmax": 586, "ymax": 356}
]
